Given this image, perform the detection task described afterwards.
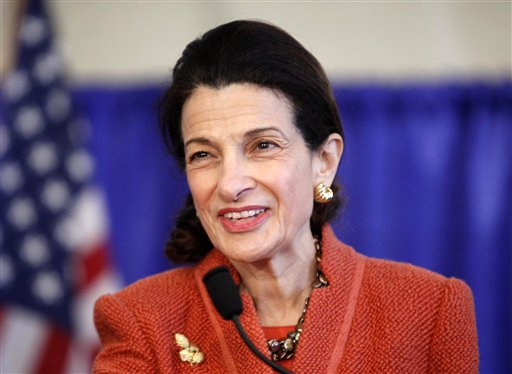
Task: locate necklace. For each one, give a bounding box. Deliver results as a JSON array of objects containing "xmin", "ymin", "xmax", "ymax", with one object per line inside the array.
[{"xmin": 266, "ymin": 238, "xmax": 329, "ymax": 361}]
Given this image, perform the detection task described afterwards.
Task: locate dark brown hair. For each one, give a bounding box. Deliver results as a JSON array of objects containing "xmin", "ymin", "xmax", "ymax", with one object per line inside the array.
[{"xmin": 159, "ymin": 20, "xmax": 345, "ymax": 263}]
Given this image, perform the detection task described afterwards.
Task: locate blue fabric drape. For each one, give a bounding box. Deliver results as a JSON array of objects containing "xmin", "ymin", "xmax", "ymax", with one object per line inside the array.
[{"xmin": 73, "ymin": 82, "xmax": 511, "ymax": 374}]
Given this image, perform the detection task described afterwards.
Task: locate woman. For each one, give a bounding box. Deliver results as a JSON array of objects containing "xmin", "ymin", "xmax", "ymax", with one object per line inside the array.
[{"xmin": 93, "ymin": 20, "xmax": 478, "ymax": 373}]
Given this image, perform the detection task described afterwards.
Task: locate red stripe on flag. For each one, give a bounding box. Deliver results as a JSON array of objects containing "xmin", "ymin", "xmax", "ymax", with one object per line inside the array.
[
  {"xmin": 0, "ymin": 306, "xmax": 4, "ymax": 334},
  {"xmin": 75, "ymin": 241, "xmax": 111, "ymax": 292},
  {"xmin": 33, "ymin": 325, "xmax": 71, "ymax": 374}
]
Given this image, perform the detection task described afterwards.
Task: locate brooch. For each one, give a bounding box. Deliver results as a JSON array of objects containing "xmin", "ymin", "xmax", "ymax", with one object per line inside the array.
[{"xmin": 175, "ymin": 333, "xmax": 204, "ymax": 365}]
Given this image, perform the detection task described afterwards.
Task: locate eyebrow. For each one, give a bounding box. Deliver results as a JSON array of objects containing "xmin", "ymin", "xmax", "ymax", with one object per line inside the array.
[
  {"xmin": 184, "ymin": 126, "xmax": 289, "ymax": 148},
  {"xmin": 184, "ymin": 137, "xmax": 211, "ymax": 148},
  {"xmin": 244, "ymin": 126, "xmax": 288, "ymax": 141}
]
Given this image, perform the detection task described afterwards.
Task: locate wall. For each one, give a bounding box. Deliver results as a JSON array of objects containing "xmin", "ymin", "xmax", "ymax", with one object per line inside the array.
[{"xmin": 2, "ymin": 1, "xmax": 510, "ymax": 82}]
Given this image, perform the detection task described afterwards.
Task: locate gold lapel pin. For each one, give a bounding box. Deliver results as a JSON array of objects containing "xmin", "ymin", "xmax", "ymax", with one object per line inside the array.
[{"xmin": 175, "ymin": 333, "xmax": 205, "ymax": 365}]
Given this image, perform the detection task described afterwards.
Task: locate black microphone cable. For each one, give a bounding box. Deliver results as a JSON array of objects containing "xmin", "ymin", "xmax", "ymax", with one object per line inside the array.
[{"xmin": 203, "ymin": 266, "xmax": 293, "ymax": 374}]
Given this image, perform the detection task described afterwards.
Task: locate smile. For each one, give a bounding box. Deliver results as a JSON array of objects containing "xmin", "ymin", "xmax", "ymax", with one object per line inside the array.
[{"xmin": 223, "ymin": 208, "xmax": 266, "ymax": 220}]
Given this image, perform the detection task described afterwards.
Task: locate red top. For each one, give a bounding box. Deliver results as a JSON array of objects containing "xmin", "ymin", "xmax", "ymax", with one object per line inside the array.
[
  {"xmin": 262, "ymin": 325, "xmax": 296, "ymax": 372},
  {"xmin": 93, "ymin": 225, "xmax": 479, "ymax": 373}
]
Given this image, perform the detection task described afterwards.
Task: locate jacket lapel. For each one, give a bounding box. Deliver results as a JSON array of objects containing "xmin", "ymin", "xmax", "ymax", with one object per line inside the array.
[
  {"xmin": 193, "ymin": 250, "xmax": 273, "ymax": 373},
  {"xmin": 293, "ymin": 226, "xmax": 366, "ymax": 373}
]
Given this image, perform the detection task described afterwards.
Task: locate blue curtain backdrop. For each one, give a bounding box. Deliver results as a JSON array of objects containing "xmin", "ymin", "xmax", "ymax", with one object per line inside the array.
[{"xmin": 73, "ymin": 82, "xmax": 511, "ymax": 374}]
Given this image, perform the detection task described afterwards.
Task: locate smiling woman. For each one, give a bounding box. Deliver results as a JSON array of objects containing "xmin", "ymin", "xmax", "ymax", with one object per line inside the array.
[
  {"xmin": 92, "ymin": 20, "xmax": 479, "ymax": 373},
  {"xmin": 181, "ymin": 84, "xmax": 341, "ymax": 267}
]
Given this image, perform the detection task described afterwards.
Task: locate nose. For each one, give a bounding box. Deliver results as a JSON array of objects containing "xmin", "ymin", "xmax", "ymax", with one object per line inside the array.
[{"xmin": 217, "ymin": 155, "xmax": 255, "ymax": 202}]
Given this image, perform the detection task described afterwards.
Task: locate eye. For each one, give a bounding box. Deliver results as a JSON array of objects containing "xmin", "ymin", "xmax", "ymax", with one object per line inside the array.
[
  {"xmin": 256, "ymin": 140, "xmax": 276, "ymax": 150},
  {"xmin": 189, "ymin": 151, "xmax": 209, "ymax": 162},
  {"xmin": 194, "ymin": 151, "xmax": 208, "ymax": 158}
]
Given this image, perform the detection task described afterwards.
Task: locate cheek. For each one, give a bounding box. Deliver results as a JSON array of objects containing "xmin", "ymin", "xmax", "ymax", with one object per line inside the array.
[
  {"xmin": 287, "ymin": 179, "xmax": 314, "ymax": 212},
  {"xmin": 270, "ymin": 161, "xmax": 314, "ymax": 212},
  {"xmin": 186, "ymin": 171, "xmax": 215, "ymax": 210},
  {"xmin": 187, "ymin": 174, "xmax": 214, "ymax": 233}
]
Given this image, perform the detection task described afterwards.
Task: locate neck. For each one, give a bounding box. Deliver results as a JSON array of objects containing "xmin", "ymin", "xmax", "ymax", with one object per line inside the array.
[{"xmin": 231, "ymin": 238, "xmax": 317, "ymax": 326}]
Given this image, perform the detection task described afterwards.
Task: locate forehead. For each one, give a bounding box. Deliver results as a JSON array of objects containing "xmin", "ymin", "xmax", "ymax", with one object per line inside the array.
[{"xmin": 181, "ymin": 84, "xmax": 296, "ymax": 139}]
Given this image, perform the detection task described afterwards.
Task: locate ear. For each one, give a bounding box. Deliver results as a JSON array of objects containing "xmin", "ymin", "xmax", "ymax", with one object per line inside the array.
[{"xmin": 312, "ymin": 133, "xmax": 344, "ymax": 186}]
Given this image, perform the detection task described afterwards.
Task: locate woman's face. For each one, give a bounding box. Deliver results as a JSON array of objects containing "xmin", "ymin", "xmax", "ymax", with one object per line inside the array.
[{"xmin": 181, "ymin": 84, "xmax": 322, "ymax": 264}]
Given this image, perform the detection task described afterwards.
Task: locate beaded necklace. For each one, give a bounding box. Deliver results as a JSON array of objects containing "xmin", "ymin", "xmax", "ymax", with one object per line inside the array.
[{"xmin": 266, "ymin": 238, "xmax": 329, "ymax": 361}]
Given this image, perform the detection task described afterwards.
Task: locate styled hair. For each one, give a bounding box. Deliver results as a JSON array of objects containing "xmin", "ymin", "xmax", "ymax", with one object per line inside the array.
[{"xmin": 158, "ymin": 20, "xmax": 345, "ymax": 263}]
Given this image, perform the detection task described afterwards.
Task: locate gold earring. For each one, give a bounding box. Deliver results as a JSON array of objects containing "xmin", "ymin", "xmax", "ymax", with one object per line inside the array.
[{"xmin": 314, "ymin": 183, "xmax": 334, "ymax": 203}]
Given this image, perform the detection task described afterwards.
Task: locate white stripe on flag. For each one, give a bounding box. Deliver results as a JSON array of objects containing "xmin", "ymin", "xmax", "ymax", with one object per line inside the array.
[
  {"xmin": 54, "ymin": 187, "xmax": 110, "ymax": 253},
  {"xmin": 65, "ymin": 340, "xmax": 93, "ymax": 374},
  {"xmin": 67, "ymin": 269, "xmax": 120, "ymax": 373},
  {"xmin": 0, "ymin": 307, "xmax": 49, "ymax": 373},
  {"xmin": 73, "ymin": 272, "xmax": 121, "ymax": 344}
]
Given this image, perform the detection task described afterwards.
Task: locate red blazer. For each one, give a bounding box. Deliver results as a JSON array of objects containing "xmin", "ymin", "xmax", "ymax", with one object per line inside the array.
[{"xmin": 93, "ymin": 226, "xmax": 478, "ymax": 373}]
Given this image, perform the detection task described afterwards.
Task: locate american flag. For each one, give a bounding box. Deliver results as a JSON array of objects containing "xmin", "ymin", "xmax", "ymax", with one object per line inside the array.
[{"xmin": 0, "ymin": 0, "xmax": 119, "ymax": 372}]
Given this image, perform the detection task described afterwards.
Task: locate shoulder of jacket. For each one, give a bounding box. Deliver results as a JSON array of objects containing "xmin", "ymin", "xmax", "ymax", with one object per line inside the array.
[
  {"xmin": 364, "ymin": 256, "xmax": 448, "ymax": 285},
  {"xmin": 356, "ymin": 257, "xmax": 475, "ymax": 333},
  {"xmin": 104, "ymin": 266, "xmax": 197, "ymax": 309},
  {"xmin": 360, "ymin": 256, "xmax": 470, "ymax": 306}
]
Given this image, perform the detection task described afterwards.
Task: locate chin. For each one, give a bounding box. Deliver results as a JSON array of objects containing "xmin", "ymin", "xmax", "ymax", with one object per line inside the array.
[{"xmin": 220, "ymin": 242, "xmax": 273, "ymax": 264}]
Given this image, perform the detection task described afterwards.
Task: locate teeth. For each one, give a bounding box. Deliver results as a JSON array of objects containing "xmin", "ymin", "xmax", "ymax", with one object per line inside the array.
[{"xmin": 223, "ymin": 209, "xmax": 265, "ymax": 220}]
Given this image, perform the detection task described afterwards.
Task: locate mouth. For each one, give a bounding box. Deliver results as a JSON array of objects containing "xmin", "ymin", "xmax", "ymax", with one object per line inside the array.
[
  {"xmin": 221, "ymin": 208, "xmax": 267, "ymax": 221},
  {"xmin": 218, "ymin": 206, "xmax": 270, "ymax": 233}
]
